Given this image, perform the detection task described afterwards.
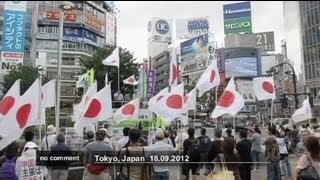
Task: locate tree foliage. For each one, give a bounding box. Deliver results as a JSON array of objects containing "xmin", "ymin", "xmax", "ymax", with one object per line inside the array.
[
  {"xmin": 2, "ymin": 66, "xmax": 48, "ymax": 95},
  {"xmin": 81, "ymin": 46, "xmax": 140, "ymax": 95}
]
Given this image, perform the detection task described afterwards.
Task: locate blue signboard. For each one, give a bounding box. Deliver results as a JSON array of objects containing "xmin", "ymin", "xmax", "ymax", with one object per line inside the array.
[
  {"xmin": 223, "ymin": 1, "xmax": 251, "ymax": 20},
  {"xmin": 2, "ymin": 10, "xmax": 26, "ymax": 52},
  {"xmin": 83, "ymin": 29, "xmax": 97, "ymax": 42},
  {"xmin": 63, "ymin": 27, "xmax": 83, "ymax": 42},
  {"xmin": 180, "ymin": 34, "xmax": 208, "ymax": 56}
]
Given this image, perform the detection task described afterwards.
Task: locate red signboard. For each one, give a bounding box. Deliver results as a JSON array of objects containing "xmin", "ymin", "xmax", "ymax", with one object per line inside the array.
[{"xmin": 46, "ymin": 10, "xmax": 77, "ymax": 22}]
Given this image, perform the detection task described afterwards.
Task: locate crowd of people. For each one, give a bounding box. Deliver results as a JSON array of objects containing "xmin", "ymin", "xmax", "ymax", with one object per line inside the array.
[{"xmin": 0, "ymin": 121, "xmax": 320, "ymax": 180}]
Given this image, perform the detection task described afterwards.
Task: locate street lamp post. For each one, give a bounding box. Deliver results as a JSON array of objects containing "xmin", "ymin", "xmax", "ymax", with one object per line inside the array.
[
  {"xmin": 55, "ymin": 1, "xmax": 75, "ymax": 134},
  {"xmin": 267, "ymin": 61, "xmax": 299, "ymax": 109}
]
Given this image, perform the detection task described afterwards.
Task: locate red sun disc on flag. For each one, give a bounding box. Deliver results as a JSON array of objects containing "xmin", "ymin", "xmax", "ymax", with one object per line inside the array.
[
  {"xmin": 0, "ymin": 96, "xmax": 15, "ymax": 115},
  {"xmin": 122, "ymin": 104, "xmax": 135, "ymax": 115},
  {"xmin": 262, "ymin": 81, "xmax": 274, "ymax": 94},
  {"xmin": 218, "ymin": 90, "xmax": 235, "ymax": 107},
  {"xmin": 128, "ymin": 78, "xmax": 135, "ymax": 83},
  {"xmin": 166, "ymin": 94, "xmax": 183, "ymax": 109},
  {"xmin": 84, "ymin": 99, "xmax": 102, "ymax": 118},
  {"xmin": 16, "ymin": 104, "xmax": 31, "ymax": 129}
]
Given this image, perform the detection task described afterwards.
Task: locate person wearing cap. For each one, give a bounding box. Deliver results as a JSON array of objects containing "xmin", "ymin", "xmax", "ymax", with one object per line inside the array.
[
  {"xmin": 15, "ymin": 142, "xmax": 48, "ymax": 180},
  {"xmin": 83, "ymin": 129, "xmax": 114, "ymax": 180},
  {"xmin": 41, "ymin": 125, "xmax": 57, "ymax": 151},
  {"xmin": 146, "ymin": 128, "xmax": 176, "ymax": 180}
]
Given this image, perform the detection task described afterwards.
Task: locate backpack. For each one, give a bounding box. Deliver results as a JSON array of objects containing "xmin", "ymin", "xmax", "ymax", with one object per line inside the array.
[
  {"xmin": 266, "ymin": 138, "xmax": 280, "ymax": 161},
  {"xmin": 87, "ymin": 164, "xmax": 107, "ymax": 175},
  {"xmin": 199, "ymin": 135, "xmax": 211, "ymax": 152},
  {"xmin": 184, "ymin": 138, "xmax": 201, "ymax": 161},
  {"xmin": 0, "ymin": 157, "xmax": 18, "ymax": 180}
]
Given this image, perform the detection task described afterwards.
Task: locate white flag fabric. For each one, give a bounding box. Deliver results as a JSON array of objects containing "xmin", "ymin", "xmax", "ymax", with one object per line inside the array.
[
  {"xmin": 195, "ymin": 59, "xmax": 220, "ymax": 97},
  {"xmin": 102, "ymin": 47, "xmax": 120, "ymax": 67},
  {"xmin": 105, "ymin": 73, "xmax": 108, "ymax": 85},
  {"xmin": 148, "ymin": 87, "xmax": 169, "ymax": 114},
  {"xmin": 169, "ymin": 53, "xmax": 179, "ymax": 87},
  {"xmin": 29, "ymin": 79, "xmax": 56, "ymax": 126},
  {"xmin": 41, "ymin": 79, "xmax": 56, "ymax": 108},
  {"xmin": 80, "ymin": 83, "xmax": 113, "ymax": 123},
  {"xmin": 114, "ymin": 98, "xmax": 140, "ymax": 122},
  {"xmin": 0, "ymin": 79, "xmax": 20, "ymax": 124},
  {"xmin": 211, "ymin": 77, "xmax": 244, "ymax": 118},
  {"xmin": 292, "ymin": 97, "xmax": 312, "ymax": 123},
  {"xmin": 150, "ymin": 84, "xmax": 184, "ymax": 121},
  {"xmin": 76, "ymin": 72, "xmax": 88, "ymax": 88},
  {"xmin": 123, "ymin": 75, "xmax": 138, "ymax": 85},
  {"xmin": 181, "ymin": 89, "xmax": 197, "ymax": 115},
  {"xmin": 253, "ymin": 77, "xmax": 276, "ymax": 101},
  {"xmin": 0, "ymin": 78, "xmax": 41, "ymax": 150}
]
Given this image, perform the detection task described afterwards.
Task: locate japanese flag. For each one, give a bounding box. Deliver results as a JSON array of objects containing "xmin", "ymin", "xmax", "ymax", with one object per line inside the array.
[
  {"xmin": 211, "ymin": 77, "xmax": 244, "ymax": 118},
  {"xmin": 292, "ymin": 97, "xmax": 312, "ymax": 123},
  {"xmin": 0, "ymin": 78, "xmax": 41, "ymax": 150},
  {"xmin": 169, "ymin": 53, "xmax": 179, "ymax": 87},
  {"xmin": 71, "ymin": 82, "xmax": 97, "ymax": 122},
  {"xmin": 0, "ymin": 79, "xmax": 20, "ymax": 123},
  {"xmin": 181, "ymin": 89, "xmax": 197, "ymax": 116},
  {"xmin": 253, "ymin": 77, "xmax": 276, "ymax": 101},
  {"xmin": 195, "ymin": 59, "xmax": 220, "ymax": 97},
  {"xmin": 80, "ymin": 83, "xmax": 113, "ymax": 123},
  {"xmin": 114, "ymin": 98, "xmax": 140, "ymax": 122},
  {"xmin": 151, "ymin": 84, "xmax": 184, "ymax": 121},
  {"xmin": 123, "ymin": 75, "xmax": 138, "ymax": 85},
  {"xmin": 102, "ymin": 47, "xmax": 120, "ymax": 68},
  {"xmin": 148, "ymin": 87, "xmax": 169, "ymax": 114}
]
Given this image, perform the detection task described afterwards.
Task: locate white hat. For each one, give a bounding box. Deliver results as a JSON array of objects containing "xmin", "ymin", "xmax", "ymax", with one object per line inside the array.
[
  {"xmin": 23, "ymin": 142, "xmax": 37, "ymax": 152},
  {"xmin": 155, "ymin": 128, "xmax": 164, "ymax": 139},
  {"xmin": 47, "ymin": 125, "xmax": 56, "ymax": 135}
]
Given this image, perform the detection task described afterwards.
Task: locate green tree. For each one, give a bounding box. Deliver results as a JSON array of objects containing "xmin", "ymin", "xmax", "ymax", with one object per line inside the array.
[
  {"xmin": 81, "ymin": 46, "xmax": 140, "ymax": 95},
  {"xmin": 2, "ymin": 66, "xmax": 48, "ymax": 95}
]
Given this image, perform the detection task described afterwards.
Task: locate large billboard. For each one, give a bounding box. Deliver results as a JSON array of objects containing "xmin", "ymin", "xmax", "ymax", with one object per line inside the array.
[
  {"xmin": 224, "ymin": 48, "xmax": 261, "ymax": 78},
  {"xmin": 223, "ymin": 2, "xmax": 252, "ymax": 35},
  {"xmin": 148, "ymin": 17, "xmax": 172, "ymax": 43},
  {"xmin": 105, "ymin": 12, "xmax": 117, "ymax": 46},
  {"xmin": 1, "ymin": 1, "xmax": 27, "ymax": 74},
  {"xmin": 256, "ymin": 31, "xmax": 275, "ymax": 52},
  {"xmin": 180, "ymin": 34, "xmax": 209, "ymax": 57},
  {"xmin": 176, "ymin": 17, "xmax": 210, "ymax": 39}
]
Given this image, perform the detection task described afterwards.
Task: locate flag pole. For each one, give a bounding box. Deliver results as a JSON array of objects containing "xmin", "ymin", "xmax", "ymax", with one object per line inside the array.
[
  {"xmin": 215, "ymin": 87, "xmax": 218, "ymax": 128},
  {"xmin": 38, "ymin": 76, "xmax": 42, "ymax": 150},
  {"xmin": 118, "ymin": 67, "xmax": 120, "ymax": 90},
  {"xmin": 271, "ymin": 100, "xmax": 274, "ymax": 126}
]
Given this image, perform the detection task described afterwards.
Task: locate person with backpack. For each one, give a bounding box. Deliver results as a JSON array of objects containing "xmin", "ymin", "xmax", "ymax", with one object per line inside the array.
[
  {"xmin": 181, "ymin": 127, "xmax": 201, "ymax": 180},
  {"xmin": 196, "ymin": 128, "xmax": 211, "ymax": 175},
  {"xmin": 0, "ymin": 141, "xmax": 19, "ymax": 180},
  {"xmin": 263, "ymin": 126, "xmax": 281, "ymax": 180},
  {"xmin": 16, "ymin": 142, "xmax": 48, "ymax": 180},
  {"xmin": 83, "ymin": 129, "xmax": 114, "ymax": 180}
]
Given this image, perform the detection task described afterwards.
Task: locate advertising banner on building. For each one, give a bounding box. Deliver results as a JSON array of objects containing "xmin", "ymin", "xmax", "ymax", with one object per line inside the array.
[
  {"xmin": 1, "ymin": 1, "xmax": 27, "ymax": 74},
  {"xmin": 236, "ymin": 79, "xmax": 255, "ymax": 102},
  {"xmin": 147, "ymin": 70, "xmax": 156, "ymax": 97},
  {"xmin": 224, "ymin": 48, "xmax": 261, "ymax": 78},
  {"xmin": 223, "ymin": 2, "xmax": 252, "ymax": 35},
  {"xmin": 105, "ymin": 12, "xmax": 117, "ymax": 46},
  {"xmin": 180, "ymin": 34, "xmax": 209, "ymax": 56},
  {"xmin": 148, "ymin": 17, "xmax": 172, "ymax": 43},
  {"xmin": 63, "ymin": 27, "xmax": 83, "ymax": 42},
  {"xmin": 138, "ymin": 70, "xmax": 147, "ymax": 98},
  {"xmin": 176, "ymin": 17, "xmax": 210, "ymax": 39},
  {"xmin": 46, "ymin": 9, "xmax": 77, "ymax": 22},
  {"xmin": 256, "ymin": 31, "xmax": 275, "ymax": 52}
]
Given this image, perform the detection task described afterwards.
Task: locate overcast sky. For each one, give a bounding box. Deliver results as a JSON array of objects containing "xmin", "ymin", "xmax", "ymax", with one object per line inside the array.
[{"xmin": 115, "ymin": 1, "xmax": 297, "ymax": 70}]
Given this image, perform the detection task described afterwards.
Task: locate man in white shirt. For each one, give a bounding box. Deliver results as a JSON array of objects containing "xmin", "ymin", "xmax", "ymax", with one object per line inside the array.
[
  {"xmin": 222, "ymin": 124, "xmax": 235, "ymax": 138},
  {"xmin": 146, "ymin": 129, "xmax": 176, "ymax": 180},
  {"xmin": 42, "ymin": 125, "xmax": 57, "ymax": 151},
  {"xmin": 114, "ymin": 90, "xmax": 124, "ymax": 101},
  {"xmin": 117, "ymin": 127, "xmax": 130, "ymax": 150}
]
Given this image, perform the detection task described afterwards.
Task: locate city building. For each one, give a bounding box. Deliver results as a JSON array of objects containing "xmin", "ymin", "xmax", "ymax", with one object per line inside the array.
[
  {"xmin": 152, "ymin": 50, "xmax": 170, "ymax": 93},
  {"xmin": 299, "ymin": 1, "xmax": 320, "ymax": 99},
  {"xmin": 33, "ymin": 1, "xmax": 116, "ymax": 108}
]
